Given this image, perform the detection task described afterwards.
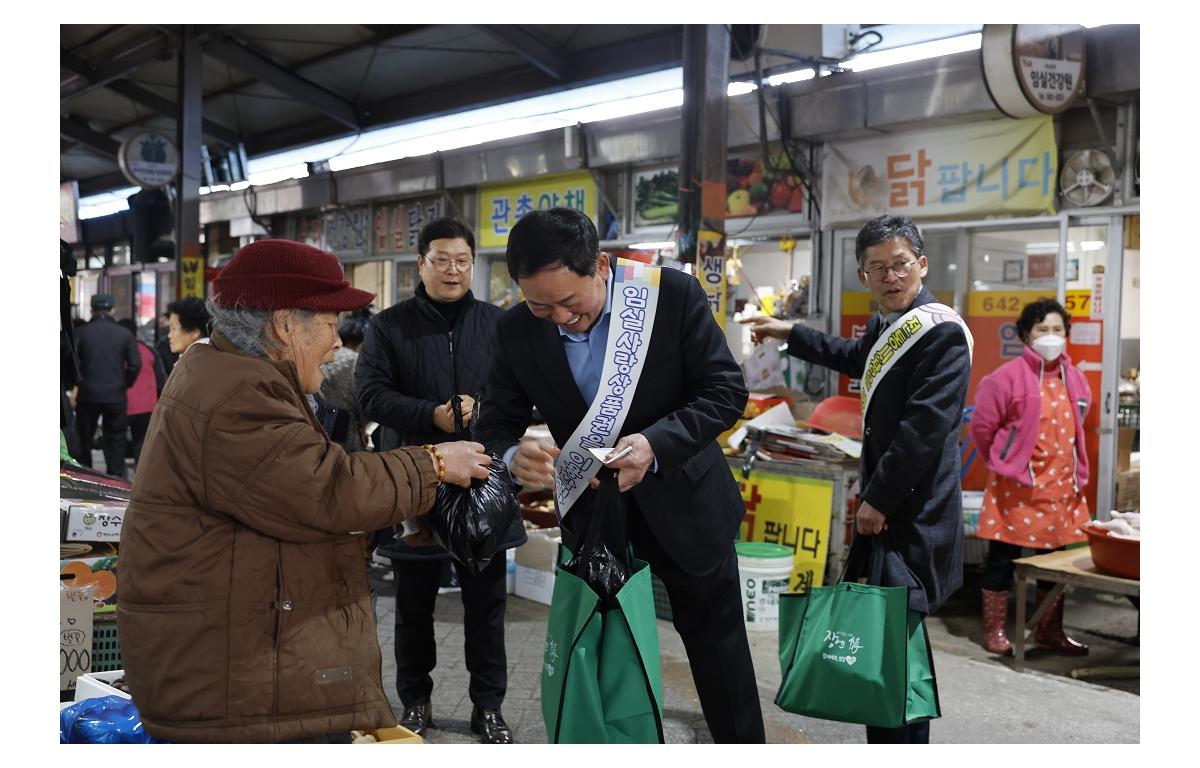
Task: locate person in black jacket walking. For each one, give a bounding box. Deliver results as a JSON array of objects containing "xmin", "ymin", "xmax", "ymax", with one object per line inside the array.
[
  {"xmin": 355, "ymin": 217, "xmax": 524, "ymax": 744},
  {"xmin": 75, "ymin": 293, "xmax": 141, "ymax": 479},
  {"xmin": 742, "ymin": 215, "xmax": 972, "ymax": 745}
]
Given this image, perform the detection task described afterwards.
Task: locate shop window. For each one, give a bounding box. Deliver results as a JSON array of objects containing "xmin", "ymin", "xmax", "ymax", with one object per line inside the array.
[
  {"xmin": 136, "ymin": 271, "xmax": 157, "ymax": 326},
  {"xmin": 968, "ymin": 228, "xmax": 1059, "ymax": 290},
  {"xmin": 489, "ymin": 256, "xmax": 516, "ymax": 307},
  {"xmin": 108, "ymin": 274, "xmax": 133, "ymax": 320},
  {"xmin": 347, "ymin": 260, "xmax": 392, "ymax": 311},
  {"xmin": 110, "ymin": 242, "xmax": 130, "ymax": 266},
  {"xmin": 733, "ymin": 238, "xmax": 812, "ymax": 318},
  {"xmin": 395, "ymin": 262, "xmax": 419, "ymax": 302}
]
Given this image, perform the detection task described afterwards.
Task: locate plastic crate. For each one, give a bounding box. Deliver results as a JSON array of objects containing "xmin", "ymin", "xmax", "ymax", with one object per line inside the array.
[
  {"xmin": 651, "ymin": 573, "xmax": 672, "ymax": 623},
  {"xmin": 91, "ymin": 618, "xmax": 122, "ymax": 672}
]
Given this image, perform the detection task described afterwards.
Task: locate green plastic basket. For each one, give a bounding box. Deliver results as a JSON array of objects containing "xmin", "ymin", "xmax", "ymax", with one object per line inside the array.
[{"xmin": 91, "ymin": 618, "xmax": 122, "ymax": 673}]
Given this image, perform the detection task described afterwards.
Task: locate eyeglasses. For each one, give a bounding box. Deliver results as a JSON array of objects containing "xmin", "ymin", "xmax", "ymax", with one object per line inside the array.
[
  {"xmin": 861, "ymin": 258, "xmax": 918, "ymax": 282},
  {"xmin": 426, "ymin": 256, "xmax": 474, "ymax": 272}
]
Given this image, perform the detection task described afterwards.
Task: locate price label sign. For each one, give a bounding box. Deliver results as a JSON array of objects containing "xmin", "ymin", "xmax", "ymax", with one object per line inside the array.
[{"xmin": 60, "ymin": 586, "xmax": 94, "ymax": 692}]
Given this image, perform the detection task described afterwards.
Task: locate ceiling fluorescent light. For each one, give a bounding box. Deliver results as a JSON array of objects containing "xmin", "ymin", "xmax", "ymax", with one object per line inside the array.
[
  {"xmin": 767, "ymin": 68, "xmax": 816, "ymax": 86},
  {"xmin": 628, "ymin": 241, "xmax": 675, "ymax": 250},
  {"xmin": 727, "ymin": 81, "xmax": 758, "ymax": 96},
  {"xmin": 841, "ymin": 33, "xmax": 982, "ymax": 72}
]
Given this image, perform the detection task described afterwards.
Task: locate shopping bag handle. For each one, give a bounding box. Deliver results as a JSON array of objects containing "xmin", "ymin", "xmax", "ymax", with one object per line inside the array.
[
  {"xmin": 839, "ymin": 532, "xmax": 886, "ymax": 585},
  {"xmin": 580, "ymin": 469, "xmax": 631, "ymax": 567},
  {"xmin": 450, "ymin": 394, "xmax": 482, "ymax": 441}
]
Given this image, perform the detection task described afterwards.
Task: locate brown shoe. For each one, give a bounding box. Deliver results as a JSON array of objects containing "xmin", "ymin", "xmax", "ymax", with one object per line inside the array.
[
  {"xmin": 470, "ymin": 706, "xmax": 513, "ymax": 744},
  {"xmin": 980, "ymin": 588, "xmax": 1014, "ymax": 656},
  {"xmin": 1034, "ymin": 588, "xmax": 1089, "ymax": 656}
]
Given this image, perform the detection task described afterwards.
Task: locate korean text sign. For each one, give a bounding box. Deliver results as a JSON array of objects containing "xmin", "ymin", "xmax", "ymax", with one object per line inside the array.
[
  {"xmin": 478, "ymin": 171, "xmax": 598, "ymax": 248},
  {"xmin": 734, "ymin": 467, "xmax": 834, "ymax": 592},
  {"xmin": 821, "ymin": 116, "xmax": 1057, "ymax": 225}
]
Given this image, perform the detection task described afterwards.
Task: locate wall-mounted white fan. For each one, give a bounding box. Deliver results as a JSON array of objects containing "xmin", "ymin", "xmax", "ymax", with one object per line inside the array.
[{"xmin": 1060, "ymin": 149, "xmax": 1115, "ymax": 207}]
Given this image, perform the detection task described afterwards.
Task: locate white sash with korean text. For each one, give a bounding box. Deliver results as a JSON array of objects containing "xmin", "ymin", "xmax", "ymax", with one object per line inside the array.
[
  {"xmin": 554, "ymin": 259, "xmax": 663, "ymax": 520},
  {"xmin": 859, "ymin": 303, "xmax": 974, "ymax": 424}
]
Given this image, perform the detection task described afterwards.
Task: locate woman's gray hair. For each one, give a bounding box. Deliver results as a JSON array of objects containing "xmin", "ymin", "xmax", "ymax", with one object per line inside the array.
[{"xmin": 205, "ymin": 295, "xmax": 315, "ymax": 358}]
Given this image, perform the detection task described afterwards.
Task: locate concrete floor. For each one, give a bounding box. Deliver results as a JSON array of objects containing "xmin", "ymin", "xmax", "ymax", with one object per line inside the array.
[
  {"xmin": 109, "ymin": 452, "xmax": 1139, "ymax": 744},
  {"xmin": 369, "ymin": 563, "xmax": 1140, "ymax": 745}
]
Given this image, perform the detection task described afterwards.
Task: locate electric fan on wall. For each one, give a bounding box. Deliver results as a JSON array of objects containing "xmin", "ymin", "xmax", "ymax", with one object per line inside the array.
[{"xmin": 1059, "ymin": 149, "xmax": 1115, "ymax": 207}]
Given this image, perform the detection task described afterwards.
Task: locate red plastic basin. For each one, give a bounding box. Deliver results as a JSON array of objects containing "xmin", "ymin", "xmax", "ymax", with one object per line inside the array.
[{"xmin": 1082, "ymin": 521, "xmax": 1139, "ymax": 581}]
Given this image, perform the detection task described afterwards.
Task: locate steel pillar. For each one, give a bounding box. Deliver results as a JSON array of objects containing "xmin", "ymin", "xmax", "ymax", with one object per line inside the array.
[{"xmin": 175, "ymin": 29, "xmax": 204, "ymax": 299}]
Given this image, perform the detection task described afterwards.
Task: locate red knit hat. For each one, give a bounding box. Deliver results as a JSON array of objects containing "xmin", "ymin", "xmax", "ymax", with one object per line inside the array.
[{"xmin": 212, "ymin": 239, "xmax": 374, "ymax": 312}]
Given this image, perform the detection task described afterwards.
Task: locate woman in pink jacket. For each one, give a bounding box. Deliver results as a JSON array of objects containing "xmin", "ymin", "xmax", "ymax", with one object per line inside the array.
[{"xmin": 970, "ymin": 299, "xmax": 1091, "ymax": 657}]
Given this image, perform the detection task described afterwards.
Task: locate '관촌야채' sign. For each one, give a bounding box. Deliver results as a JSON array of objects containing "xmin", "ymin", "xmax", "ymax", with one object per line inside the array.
[{"xmin": 478, "ymin": 171, "xmax": 598, "ymax": 249}]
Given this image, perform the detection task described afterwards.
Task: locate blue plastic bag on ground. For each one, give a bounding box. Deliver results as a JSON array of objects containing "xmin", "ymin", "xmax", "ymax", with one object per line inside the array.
[{"xmin": 60, "ymin": 695, "xmax": 165, "ymax": 744}]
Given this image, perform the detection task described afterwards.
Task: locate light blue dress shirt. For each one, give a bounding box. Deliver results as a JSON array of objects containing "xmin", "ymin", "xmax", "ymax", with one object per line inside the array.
[{"xmin": 504, "ymin": 275, "xmax": 655, "ymax": 480}]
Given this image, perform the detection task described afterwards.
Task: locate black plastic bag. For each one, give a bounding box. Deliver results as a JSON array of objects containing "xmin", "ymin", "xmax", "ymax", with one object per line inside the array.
[
  {"xmin": 428, "ymin": 396, "xmax": 520, "ymax": 576},
  {"xmin": 562, "ymin": 469, "xmax": 630, "ymax": 610}
]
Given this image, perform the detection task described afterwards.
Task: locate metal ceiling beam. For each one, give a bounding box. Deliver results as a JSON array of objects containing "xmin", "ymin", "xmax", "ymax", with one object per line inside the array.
[
  {"xmin": 65, "ymin": 25, "xmax": 129, "ymax": 56},
  {"xmin": 106, "ymin": 80, "xmax": 242, "ymax": 145},
  {"xmin": 203, "ymin": 32, "xmax": 361, "ymax": 129},
  {"xmin": 478, "ymin": 25, "xmax": 567, "ymax": 80},
  {"xmin": 60, "ymin": 117, "xmax": 122, "ymax": 158},
  {"xmin": 60, "ymin": 34, "xmax": 173, "ymax": 102},
  {"xmin": 246, "ymin": 27, "xmax": 683, "ymax": 157},
  {"xmin": 74, "ymin": 170, "xmax": 134, "ymax": 196},
  {"xmin": 360, "ymin": 27, "xmax": 683, "ymax": 130},
  {"xmin": 64, "ymin": 47, "xmax": 242, "ymax": 145},
  {"xmin": 202, "ymin": 25, "xmax": 429, "ymax": 104}
]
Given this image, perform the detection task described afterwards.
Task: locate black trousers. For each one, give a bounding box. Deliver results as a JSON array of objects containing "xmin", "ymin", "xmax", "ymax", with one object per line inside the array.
[
  {"xmin": 981, "ymin": 541, "xmax": 1058, "ymax": 592},
  {"xmin": 128, "ymin": 412, "xmax": 152, "ymax": 464},
  {"xmin": 75, "ymin": 400, "xmax": 128, "ymax": 480},
  {"xmin": 866, "ymin": 721, "xmax": 930, "ymax": 743},
  {"xmin": 624, "ymin": 510, "xmax": 767, "ymax": 744},
  {"xmin": 392, "ymin": 554, "xmax": 508, "ymax": 711}
]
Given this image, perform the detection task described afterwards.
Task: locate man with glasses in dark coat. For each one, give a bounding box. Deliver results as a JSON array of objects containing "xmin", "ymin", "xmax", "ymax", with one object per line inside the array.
[
  {"xmin": 743, "ymin": 215, "xmax": 972, "ymax": 745},
  {"xmin": 356, "ymin": 217, "xmax": 524, "ymax": 744}
]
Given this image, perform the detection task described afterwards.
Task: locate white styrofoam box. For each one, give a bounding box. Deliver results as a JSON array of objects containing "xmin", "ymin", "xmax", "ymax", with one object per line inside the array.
[
  {"xmin": 514, "ymin": 565, "xmax": 555, "ymax": 606},
  {"xmin": 74, "ymin": 669, "xmax": 130, "ymax": 702}
]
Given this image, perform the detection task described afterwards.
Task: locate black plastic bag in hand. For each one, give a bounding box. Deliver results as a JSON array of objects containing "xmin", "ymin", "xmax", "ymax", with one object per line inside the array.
[
  {"xmin": 428, "ymin": 396, "xmax": 520, "ymax": 576},
  {"xmin": 562, "ymin": 470, "xmax": 630, "ymax": 611}
]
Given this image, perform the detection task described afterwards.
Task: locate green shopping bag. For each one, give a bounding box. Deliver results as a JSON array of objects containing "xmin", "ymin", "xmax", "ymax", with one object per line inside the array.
[
  {"xmin": 540, "ymin": 474, "xmax": 665, "ymax": 743},
  {"xmin": 774, "ymin": 536, "xmax": 940, "ymax": 728}
]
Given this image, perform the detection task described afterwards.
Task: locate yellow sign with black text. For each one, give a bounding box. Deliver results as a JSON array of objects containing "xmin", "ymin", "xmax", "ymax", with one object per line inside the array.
[
  {"xmin": 733, "ymin": 466, "xmax": 834, "ymax": 592},
  {"xmin": 180, "ymin": 246, "xmax": 205, "ymax": 299},
  {"xmin": 478, "ymin": 171, "xmax": 598, "ymax": 248}
]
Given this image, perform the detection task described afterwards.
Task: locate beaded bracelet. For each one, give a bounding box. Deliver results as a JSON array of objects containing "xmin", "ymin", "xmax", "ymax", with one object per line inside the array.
[{"xmin": 422, "ymin": 444, "xmax": 446, "ymax": 482}]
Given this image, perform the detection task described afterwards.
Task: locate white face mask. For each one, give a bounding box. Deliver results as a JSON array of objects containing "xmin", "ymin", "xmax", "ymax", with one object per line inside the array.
[{"xmin": 1031, "ymin": 334, "xmax": 1066, "ymax": 362}]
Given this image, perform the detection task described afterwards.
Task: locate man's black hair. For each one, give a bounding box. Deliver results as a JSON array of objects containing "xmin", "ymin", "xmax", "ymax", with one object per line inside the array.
[
  {"xmin": 418, "ymin": 217, "xmax": 476, "ymax": 259},
  {"xmin": 505, "ymin": 207, "xmax": 599, "ymax": 281},
  {"xmin": 854, "ymin": 214, "xmax": 926, "ymax": 266},
  {"xmin": 167, "ymin": 297, "xmax": 211, "ymax": 335},
  {"xmin": 1016, "ymin": 298, "xmax": 1072, "ymax": 344}
]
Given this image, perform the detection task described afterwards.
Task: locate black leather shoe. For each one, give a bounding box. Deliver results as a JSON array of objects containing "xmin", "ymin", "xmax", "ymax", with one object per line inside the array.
[
  {"xmin": 470, "ymin": 706, "xmax": 513, "ymax": 744},
  {"xmin": 399, "ymin": 702, "xmax": 434, "ymax": 738}
]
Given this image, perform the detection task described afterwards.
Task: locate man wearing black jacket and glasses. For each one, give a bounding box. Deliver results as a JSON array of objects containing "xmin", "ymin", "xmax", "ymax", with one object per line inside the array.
[{"xmin": 355, "ymin": 217, "xmax": 524, "ymax": 744}]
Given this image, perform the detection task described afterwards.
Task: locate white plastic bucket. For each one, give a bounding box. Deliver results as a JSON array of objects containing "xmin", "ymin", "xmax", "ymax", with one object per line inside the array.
[{"xmin": 735, "ymin": 542, "xmax": 794, "ymax": 632}]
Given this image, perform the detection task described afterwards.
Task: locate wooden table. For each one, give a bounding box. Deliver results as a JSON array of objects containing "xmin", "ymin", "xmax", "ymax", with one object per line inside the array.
[{"xmin": 1013, "ymin": 549, "xmax": 1139, "ymax": 672}]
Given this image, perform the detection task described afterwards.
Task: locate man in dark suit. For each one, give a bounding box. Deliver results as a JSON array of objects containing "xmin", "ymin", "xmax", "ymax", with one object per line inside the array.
[
  {"xmin": 743, "ymin": 215, "xmax": 972, "ymax": 744},
  {"xmin": 475, "ymin": 207, "xmax": 765, "ymax": 743}
]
